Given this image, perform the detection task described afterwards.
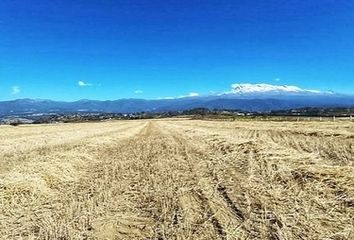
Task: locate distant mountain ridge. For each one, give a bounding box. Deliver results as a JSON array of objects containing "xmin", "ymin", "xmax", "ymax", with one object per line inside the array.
[{"xmin": 1, "ymin": 84, "xmax": 353, "ymax": 115}]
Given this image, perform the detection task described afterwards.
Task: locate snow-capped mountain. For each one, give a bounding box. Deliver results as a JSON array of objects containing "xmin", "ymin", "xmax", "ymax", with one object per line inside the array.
[
  {"xmin": 229, "ymin": 83, "xmax": 322, "ymax": 95},
  {"xmin": 0, "ymin": 83, "xmax": 353, "ymax": 115}
]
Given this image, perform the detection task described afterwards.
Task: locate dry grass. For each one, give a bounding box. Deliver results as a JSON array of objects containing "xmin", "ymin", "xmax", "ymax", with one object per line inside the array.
[{"xmin": 0, "ymin": 119, "xmax": 353, "ymax": 239}]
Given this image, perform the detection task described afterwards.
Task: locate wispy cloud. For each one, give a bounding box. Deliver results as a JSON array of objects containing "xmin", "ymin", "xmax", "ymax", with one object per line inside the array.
[
  {"xmin": 11, "ymin": 86, "xmax": 21, "ymax": 95},
  {"xmin": 134, "ymin": 90, "xmax": 143, "ymax": 94},
  {"xmin": 176, "ymin": 92, "xmax": 200, "ymax": 98},
  {"xmin": 159, "ymin": 92, "xmax": 200, "ymax": 100},
  {"xmin": 78, "ymin": 80, "xmax": 93, "ymax": 87},
  {"xmin": 188, "ymin": 92, "xmax": 199, "ymax": 97}
]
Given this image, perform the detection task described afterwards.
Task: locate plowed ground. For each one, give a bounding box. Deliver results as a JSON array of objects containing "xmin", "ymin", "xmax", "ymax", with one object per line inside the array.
[{"xmin": 1, "ymin": 119, "xmax": 354, "ymax": 239}]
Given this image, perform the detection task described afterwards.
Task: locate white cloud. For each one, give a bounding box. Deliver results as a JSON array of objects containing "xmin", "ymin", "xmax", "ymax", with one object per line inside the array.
[
  {"xmin": 134, "ymin": 90, "xmax": 143, "ymax": 94},
  {"xmin": 188, "ymin": 92, "xmax": 199, "ymax": 97},
  {"xmin": 78, "ymin": 80, "xmax": 93, "ymax": 87},
  {"xmin": 11, "ymin": 86, "xmax": 20, "ymax": 95}
]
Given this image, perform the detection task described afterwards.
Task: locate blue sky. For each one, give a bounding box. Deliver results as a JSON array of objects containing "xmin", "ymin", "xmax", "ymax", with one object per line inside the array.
[{"xmin": 1, "ymin": 0, "xmax": 354, "ymax": 101}]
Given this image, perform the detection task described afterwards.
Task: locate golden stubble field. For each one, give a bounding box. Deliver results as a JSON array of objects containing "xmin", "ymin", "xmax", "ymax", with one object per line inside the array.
[{"xmin": 0, "ymin": 119, "xmax": 353, "ymax": 239}]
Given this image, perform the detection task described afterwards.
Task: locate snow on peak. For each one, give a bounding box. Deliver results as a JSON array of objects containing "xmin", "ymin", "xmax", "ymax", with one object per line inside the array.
[{"xmin": 230, "ymin": 83, "xmax": 321, "ymax": 95}]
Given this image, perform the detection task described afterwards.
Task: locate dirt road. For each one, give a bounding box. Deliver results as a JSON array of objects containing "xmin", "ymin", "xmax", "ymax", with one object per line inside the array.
[{"xmin": 1, "ymin": 120, "xmax": 353, "ymax": 239}]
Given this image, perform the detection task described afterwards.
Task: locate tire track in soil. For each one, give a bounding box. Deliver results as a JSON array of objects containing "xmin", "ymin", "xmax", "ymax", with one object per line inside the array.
[
  {"xmin": 192, "ymin": 135, "xmax": 290, "ymax": 239},
  {"xmin": 161, "ymin": 124, "xmax": 248, "ymax": 239},
  {"xmin": 159, "ymin": 121, "xmax": 288, "ymax": 239}
]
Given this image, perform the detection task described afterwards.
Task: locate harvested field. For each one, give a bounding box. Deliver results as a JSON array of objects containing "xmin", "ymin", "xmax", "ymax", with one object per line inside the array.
[{"xmin": 1, "ymin": 119, "xmax": 354, "ymax": 239}]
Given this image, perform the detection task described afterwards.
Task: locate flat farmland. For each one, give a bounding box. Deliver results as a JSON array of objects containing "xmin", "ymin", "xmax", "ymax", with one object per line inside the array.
[{"xmin": 1, "ymin": 119, "xmax": 354, "ymax": 239}]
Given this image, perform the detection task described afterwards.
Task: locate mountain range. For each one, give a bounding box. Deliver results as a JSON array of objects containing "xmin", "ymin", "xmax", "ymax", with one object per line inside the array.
[{"xmin": 1, "ymin": 84, "xmax": 353, "ymax": 115}]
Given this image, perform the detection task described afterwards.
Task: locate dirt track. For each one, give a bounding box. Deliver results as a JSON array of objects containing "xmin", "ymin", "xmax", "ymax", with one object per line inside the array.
[{"xmin": 1, "ymin": 119, "xmax": 354, "ymax": 239}]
